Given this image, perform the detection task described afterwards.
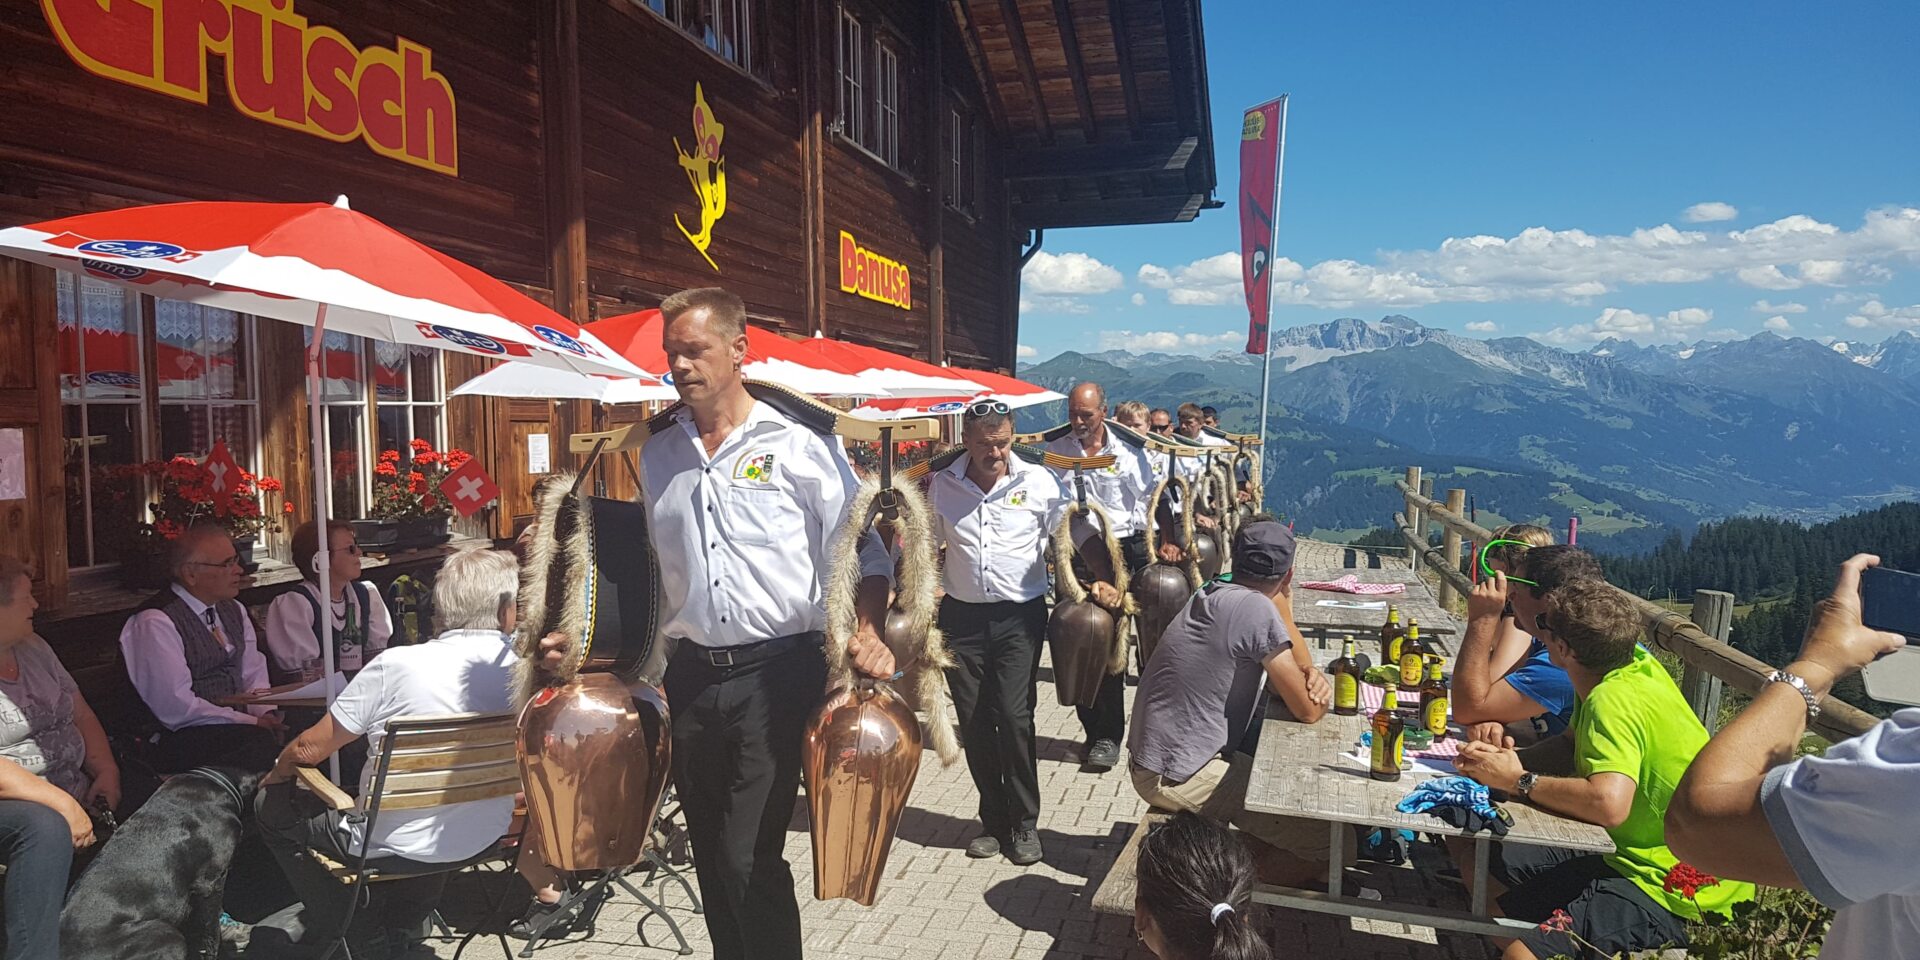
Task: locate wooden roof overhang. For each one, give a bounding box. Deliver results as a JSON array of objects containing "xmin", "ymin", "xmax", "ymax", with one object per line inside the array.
[{"xmin": 950, "ymin": 0, "xmax": 1219, "ymax": 229}]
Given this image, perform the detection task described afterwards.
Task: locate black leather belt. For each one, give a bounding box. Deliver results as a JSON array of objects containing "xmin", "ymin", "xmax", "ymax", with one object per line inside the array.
[{"xmin": 677, "ymin": 631, "xmax": 824, "ymax": 669}]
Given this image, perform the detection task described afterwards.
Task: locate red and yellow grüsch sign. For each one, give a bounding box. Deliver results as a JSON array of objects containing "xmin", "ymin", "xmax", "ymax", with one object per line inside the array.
[
  {"xmin": 838, "ymin": 231, "xmax": 911, "ymax": 311},
  {"xmin": 40, "ymin": 0, "xmax": 459, "ymax": 176}
]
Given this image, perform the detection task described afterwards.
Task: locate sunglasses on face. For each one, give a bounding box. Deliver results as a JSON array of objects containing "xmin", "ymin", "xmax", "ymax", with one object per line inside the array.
[
  {"xmin": 191, "ymin": 556, "xmax": 242, "ymax": 570},
  {"xmin": 1150, "ymin": 423, "xmax": 1172, "ymax": 433},
  {"xmin": 1479, "ymin": 538, "xmax": 1540, "ymax": 587},
  {"xmin": 964, "ymin": 400, "xmax": 1011, "ymax": 420}
]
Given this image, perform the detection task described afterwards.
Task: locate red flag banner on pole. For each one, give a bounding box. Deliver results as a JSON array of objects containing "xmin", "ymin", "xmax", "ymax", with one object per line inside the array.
[
  {"xmin": 438, "ymin": 457, "xmax": 500, "ymax": 517},
  {"xmin": 1239, "ymin": 97, "xmax": 1288, "ymax": 355}
]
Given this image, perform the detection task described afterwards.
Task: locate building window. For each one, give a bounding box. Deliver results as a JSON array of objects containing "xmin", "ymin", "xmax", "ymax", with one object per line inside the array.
[
  {"xmin": 307, "ymin": 330, "xmax": 370, "ymax": 521},
  {"xmin": 154, "ymin": 300, "xmax": 259, "ymax": 471},
  {"xmin": 373, "ymin": 342, "xmax": 445, "ymax": 459},
  {"xmin": 56, "ymin": 274, "xmax": 145, "ymax": 568},
  {"xmin": 838, "ymin": 11, "xmax": 865, "ymax": 146},
  {"xmin": 874, "ymin": 43, "xmax": 901, "ymax": 166},
  {"xmin": 946, "ymin": 103, "xmax": 980, "ymax": 214},
  {"xmin": 642, "ymin": 0, "xmax": 756, "ymax": 74}
]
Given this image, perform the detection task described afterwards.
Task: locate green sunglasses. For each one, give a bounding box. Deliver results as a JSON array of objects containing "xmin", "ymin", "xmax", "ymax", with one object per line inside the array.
[{"xmin": 1479, "ymin": 538, "xmax": 1540, "ymax": 587}]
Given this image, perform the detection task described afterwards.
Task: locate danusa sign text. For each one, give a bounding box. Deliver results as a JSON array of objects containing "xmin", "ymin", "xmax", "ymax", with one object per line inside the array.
[
  {"xmin": 838, "ymin": 231, "xmax": 911, "ymax": 311},
  {"xmin": 40, "ymin": 0, "xmax": 460, "ymax": 177}
]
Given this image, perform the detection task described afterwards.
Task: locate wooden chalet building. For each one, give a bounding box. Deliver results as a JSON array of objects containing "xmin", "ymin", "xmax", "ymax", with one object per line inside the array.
[{"xmin": 0, "ymin": 0, "xmax": 1216, "ymax": 659}]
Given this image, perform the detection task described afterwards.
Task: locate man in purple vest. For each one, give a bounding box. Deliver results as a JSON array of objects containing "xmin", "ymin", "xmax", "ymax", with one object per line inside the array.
[{"xmin": 118, "ymin": 525, "xmax": 283, "ymax": 772}]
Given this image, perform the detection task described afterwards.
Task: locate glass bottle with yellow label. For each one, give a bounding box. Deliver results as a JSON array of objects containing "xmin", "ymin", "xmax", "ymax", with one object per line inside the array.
[
  {"xmin": 1330, "ymin": 639, "xmax": 1360, "ymax": 716},
  {"xmin": 1369, "ymin": 708, "xmax": 1405, "ymax": 782},
  {"xmin": 1398, "ymin": 621, "xmax": 1428, "ymax": 686},
  {"xmin": 1379, "ymin": 606, "xmax": 1405, "ymax": 666},
  {"xmin": 1419, "ymin": 657, "xmax": 1449, "ymax": 737}
]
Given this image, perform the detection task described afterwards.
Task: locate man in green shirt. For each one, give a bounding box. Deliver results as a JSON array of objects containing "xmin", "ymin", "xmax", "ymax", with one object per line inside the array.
[{"xmin": 1456, "ymin": 572, "xmax": 1755, "ymax": 960}]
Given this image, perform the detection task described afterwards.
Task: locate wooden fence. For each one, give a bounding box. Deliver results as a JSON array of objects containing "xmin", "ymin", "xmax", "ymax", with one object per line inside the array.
[{"xmin": 1393, "ymin": 467, "xmax": 1874, "ymax": 743}]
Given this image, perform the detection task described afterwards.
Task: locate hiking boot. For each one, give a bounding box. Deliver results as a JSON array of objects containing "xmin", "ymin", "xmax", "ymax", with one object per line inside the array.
[
  {"xmin": 965, "ymin": 834, "xmax": 1003, "ymax": 859},
  {"xmin": 1007, "ymin": 829, "xmax": 1044, "ymax": 866},
  {"xmin": 1084, "ymin": 739, "xmax": 1120, "ymax": 772}
]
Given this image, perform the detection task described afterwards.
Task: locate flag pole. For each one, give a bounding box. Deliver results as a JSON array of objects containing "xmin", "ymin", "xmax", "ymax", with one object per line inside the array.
[{"xmin": 1256, "ymin": 96, "xmax": 1290, "ymax": 498}]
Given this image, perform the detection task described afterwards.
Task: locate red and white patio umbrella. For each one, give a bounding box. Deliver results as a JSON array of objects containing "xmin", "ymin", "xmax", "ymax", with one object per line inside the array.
[
  {"xmin": 849, "ymin": 366, "xmax": 1064, "ymax": 419},
  {"xmin": 0, "ymin": 198, "xmax": 644, "ymax": 777},
  {"xmin": 789, "ymin": 335, "xmax": 988, "ymax": 398},
  {"xmin": 452, "ymin": 308, "xmax": 900, "ymax": 402}
]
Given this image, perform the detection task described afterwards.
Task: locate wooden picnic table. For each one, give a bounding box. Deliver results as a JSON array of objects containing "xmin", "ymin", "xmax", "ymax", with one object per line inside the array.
[
  {"xmin": 1288, "ymin": 568, "xmax": 1458, "ymax": 644},
  {"xmin": 1241, "ymin": 649, "xmax": 1613, "ymax": 937}
]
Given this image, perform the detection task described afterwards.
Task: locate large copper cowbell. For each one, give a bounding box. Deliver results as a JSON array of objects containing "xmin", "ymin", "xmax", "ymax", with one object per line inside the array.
[
  {"xmin": 1047, "ymin": 600, "xmax": 1115, "ymax": 707},
  {"xmin": 805, "ymin": 683, "xmax": 922, "ymax": 905},
  {"xmin": 1131, "ymin": 562, "xmax": 1191, "ymax": 665},
  {"xmin": 516, "ymin": 673, "xmax": 672, "ymax": 871}
]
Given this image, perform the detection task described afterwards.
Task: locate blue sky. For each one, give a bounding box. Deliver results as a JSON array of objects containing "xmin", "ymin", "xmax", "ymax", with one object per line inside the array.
[{"xmin": 1015, "ymin": 1, "xmax": 1920, "ymax": 361}]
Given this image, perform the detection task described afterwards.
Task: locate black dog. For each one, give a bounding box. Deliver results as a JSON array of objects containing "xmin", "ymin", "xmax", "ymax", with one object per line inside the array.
[{"xmin": 61, "ymin": 766, "xmax": 263, "ymax": 960}]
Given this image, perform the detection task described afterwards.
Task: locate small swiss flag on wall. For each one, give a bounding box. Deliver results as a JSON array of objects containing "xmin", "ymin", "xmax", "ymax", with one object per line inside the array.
[{"xmin": 437, "ymin": 457, "xmax": 500, "ymax": 518}]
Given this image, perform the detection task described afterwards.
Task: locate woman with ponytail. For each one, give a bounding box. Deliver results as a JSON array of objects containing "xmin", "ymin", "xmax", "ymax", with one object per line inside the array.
[{"xmin": 1134, "ymin": 812, "xmax": 1273, "ymax": 960}]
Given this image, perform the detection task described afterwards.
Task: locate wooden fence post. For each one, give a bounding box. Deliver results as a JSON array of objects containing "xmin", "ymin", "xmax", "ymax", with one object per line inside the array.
[
  {"xmin": 1685, "ymin": 591, "xmax": 1733, "ymax": 729},
  {"xmin": 1404, "ymin": 466, "xmax": 1423, "ymax": 572},
  {"xmin": 1439, "ymin": 488, "xmax": 1466, "ymax": 607}
]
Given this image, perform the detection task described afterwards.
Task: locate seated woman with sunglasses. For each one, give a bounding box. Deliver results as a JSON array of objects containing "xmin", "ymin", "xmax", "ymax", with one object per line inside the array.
[
  {"xmin": 264, "ymin": 521, "xmax": 393, "ymax": 687},
  {"xmin": 1453, "ymin": 528, "xmax": 1582, "ymax": 745}
]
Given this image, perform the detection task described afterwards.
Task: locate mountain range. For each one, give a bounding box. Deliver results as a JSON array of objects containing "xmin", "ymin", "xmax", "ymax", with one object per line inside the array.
[{"xmin": 1018, "ymin": 318, "xmax": 1920, "ymax": 551}]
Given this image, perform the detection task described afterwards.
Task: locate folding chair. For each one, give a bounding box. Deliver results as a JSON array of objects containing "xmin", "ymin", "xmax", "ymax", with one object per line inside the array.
[
  {"xmin": 504, "ymin": 787, "xmax": 703, "ymax": 957},
  {"xmin": 292, "ymin": 711, "xmax": 523, "ymax": 960}
]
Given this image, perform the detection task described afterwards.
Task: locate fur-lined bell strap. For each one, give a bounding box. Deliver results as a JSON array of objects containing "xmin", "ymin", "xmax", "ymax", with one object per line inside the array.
[{"xmin": 1052, "ymin": 499, "xmax": 1130, "ymax": 606}]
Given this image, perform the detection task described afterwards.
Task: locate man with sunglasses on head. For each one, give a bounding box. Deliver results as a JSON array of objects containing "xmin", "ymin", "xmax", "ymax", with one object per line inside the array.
[
  {"xmin": 1454, "ymin": 532, "xmax": 1579, "ymax": 745},
  {"xmin": 119, "ymin": 523, "xmax": 284, "ymax": 773},
  {"xmin": 931, "ymin": 400, "xmax": 1074, "ymax": 865},
  {"xmin": 1046, "ymin": 382, "xmax": 1157, "ymax": 772}
]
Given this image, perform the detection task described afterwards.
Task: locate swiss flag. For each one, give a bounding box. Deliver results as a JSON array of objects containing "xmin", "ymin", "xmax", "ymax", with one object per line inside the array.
[
  {"xmin": 438, "ymin": 457, "xmax": 500, "ymax": 517},
  {"xmin": 203, "ymin": 440, "xmax": 242, "ymax": 518}
]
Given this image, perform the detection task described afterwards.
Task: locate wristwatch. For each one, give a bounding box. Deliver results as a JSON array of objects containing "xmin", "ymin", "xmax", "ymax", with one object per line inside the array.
[
  {"xmin": 1514, "ymin": 771, "xmax": 1539, "ymax": 799},
  {"xmin": 1766, "ymin": 669, "xmax": 1822, "ymax": 720}
]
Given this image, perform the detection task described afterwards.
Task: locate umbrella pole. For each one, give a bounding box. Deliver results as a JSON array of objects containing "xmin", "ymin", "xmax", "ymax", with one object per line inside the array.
[{"xmin": 307, "ymin": 304, "xmax": 341, "ymax": 785}]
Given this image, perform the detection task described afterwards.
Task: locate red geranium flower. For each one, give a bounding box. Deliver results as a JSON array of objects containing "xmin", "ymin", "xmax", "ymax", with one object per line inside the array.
[
  {"xmin": 379, "ymin": 450, "xmax": 402, "ymax": 464},
  {"xmin": 256, "ymin": 477, "xmax": 282, "ymax": 493},
  {"xmin": 445, "ymin": 450, "xmax": 473, "ymax": 470},
  {"xmin": 1537, "ymin": 909, "xmax": 1574, "ymax": 934},
  {"xmin": 283, "ymin": 501, "xmax": 296, "ymax": 515},
  {"xmin": 409, "ymin": 438, "xmax": 432, "ymax": 453},
  {"xmin": 1662, "ymin": 863, "xmax": 1720, "ymax": 901},
  {"xmin": 412, "ymin": 450, "xmax": 441, "ymax": 466}
]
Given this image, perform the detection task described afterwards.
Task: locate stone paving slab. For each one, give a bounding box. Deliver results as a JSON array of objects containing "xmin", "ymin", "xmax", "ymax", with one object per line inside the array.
[{"xmin": 419, "ymin": 657, "xmax": 1498, "ymax": 960}]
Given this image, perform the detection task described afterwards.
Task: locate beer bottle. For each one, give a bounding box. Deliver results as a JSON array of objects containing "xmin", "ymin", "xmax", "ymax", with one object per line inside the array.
[
  {"xmin": 1330, "ymin": 639, "xmax": 1360, "ymax": 716},
  {"xmin": 1420, "ymin": 657, "xmax": 1450, "ymax": 737},
  {"xmin": 1398, "ymin": 621, "xmax": 1427, "ymax": 685},
  {"xmin": 1369, "ymin": 708, "xmax": 1405, "ymax": 782},
  {"xmin": 1380, "ymin": 606, "xmax": 1405, "ymax": 666}
]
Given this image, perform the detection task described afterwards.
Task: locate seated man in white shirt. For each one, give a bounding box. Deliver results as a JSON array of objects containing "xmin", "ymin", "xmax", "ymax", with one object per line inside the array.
[
  {"xmin": 255, "ymin": 547, "xmax": 519, "ymax": 955},
  {"xmin": 1667, "ymin": 553, "xmax": 1918, "ymax": 960},
  {"xmin": 118, "ymin": 524, "xmax": 284, "ymax": 773}
]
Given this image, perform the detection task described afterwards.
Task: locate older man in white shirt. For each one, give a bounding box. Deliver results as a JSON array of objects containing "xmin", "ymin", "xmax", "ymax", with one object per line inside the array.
[
  {"xmin": 118, "ymin": 524, "xmax": 283, "ymax": 772},
  {"xmin": 932, "ymin": 402, "xmax": 1081, "ymax": 866},
  {"xmin": 258, "ymin": 546, "xmax": 519, "ymax": 956},
  {"xmin": 641, "ymin": 288, "xmax": 894, "ymax": 960},
  {"xmin": 1045, "ymin": 382, "xmax": 1155, "ymax": 772}
]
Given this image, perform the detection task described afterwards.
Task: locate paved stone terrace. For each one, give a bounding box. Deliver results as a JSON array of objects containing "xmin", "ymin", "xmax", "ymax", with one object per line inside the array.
[{"xmin": 421, "ymin": 540, "xmax": 1488, "ymax": 960}]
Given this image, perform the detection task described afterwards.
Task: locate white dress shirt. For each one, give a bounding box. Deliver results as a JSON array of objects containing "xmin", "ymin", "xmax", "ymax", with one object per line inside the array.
[
  {"xmin": 641, "ymin": 400, "xmax": 893, "ymax": 648},
  {"xmin": 119, "ymin": 584, "xmax": 270, "ymax": 729},
  {"xmin": 930, "ymin": 453, "xmax": 1069, "ymax": 604},
  {"xmin": 1044, "ymin": 429, "xmax": 1153, "ymax": 541},
  {"xmin": 264, "ymin": 580, "xmax": 393, "ymax": 676}
]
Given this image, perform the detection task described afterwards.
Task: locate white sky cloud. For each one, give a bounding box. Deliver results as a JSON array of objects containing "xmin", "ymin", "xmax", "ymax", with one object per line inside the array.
[
  {"xmin": 1016, "ymin": 344, "xmax": 1038, "ymax": 359},
  {"xmin": 1021, "ymin": 251, "xmax": 1124, "ymax": 296},
  {"xmin": 1019, "ymin": 295, "xmax": 1092, "ymax": 315},
  {"xmin": 1133, "ymin": 207, "xmax": 1920, "ymax": 309},
  {"xmin": 1763, "ymin": 315, "xmax": 1794, "ymax": 332},
  {"xmin": 1683, "ymin": 202, "xmax": 1739, "ymax": 223},
  {"xmin": 1130, "ymin": 293, "xmax": 1146, "ymax": 306},
  {"xmin": 1097, "ymin": 329, "xmax": 1243, "ymax": 353},
  {"xmin": 1537, "ymin": 307, "xmax": 1716, "ymax": 345},
  {"xmin": 1751, "ymin": 299, "xmax": 1807, "ymax": 314},
  {"xmin": 1465, "ymin": 321, "xmax": 1499, "ymax": 333},
  {"xmin": 1844, "ymin": 300, "xmax": 1920, "ymax": 330}
]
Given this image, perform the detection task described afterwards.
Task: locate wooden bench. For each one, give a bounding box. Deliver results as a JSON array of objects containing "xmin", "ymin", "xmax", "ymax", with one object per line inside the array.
[{"xmin": 1090, "ymin": 811, "xmax": 1166, "ymax": 915}]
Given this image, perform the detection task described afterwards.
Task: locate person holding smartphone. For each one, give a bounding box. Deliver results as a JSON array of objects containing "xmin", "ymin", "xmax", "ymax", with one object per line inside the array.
[{"xmin": 1667, "ymin": 554, "xmax": 1915, "ymax": 960}]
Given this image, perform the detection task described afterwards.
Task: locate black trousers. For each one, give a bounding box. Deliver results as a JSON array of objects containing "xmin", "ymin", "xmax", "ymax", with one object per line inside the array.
[
  {"xmin": 940, "ymin": 597, "xmax": 1045, "ymax": 836},
  {"xmin": 151, "ymin": 722, "xmax": 281, "ymax": 774},
  {"xmin": 254, "ymin": 781, "xmax": 447, "ymax": 943},
  {"xmin": 1071, "ymin": 533, "xmax": 1150, "ymax": 745},
  {"xmin": 664, "ymin": 637, "xmax": 827, "ymax": 960},
  {"xmin": 0, "ymin": 799, "xmax": 72, "ymax": 960}
]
